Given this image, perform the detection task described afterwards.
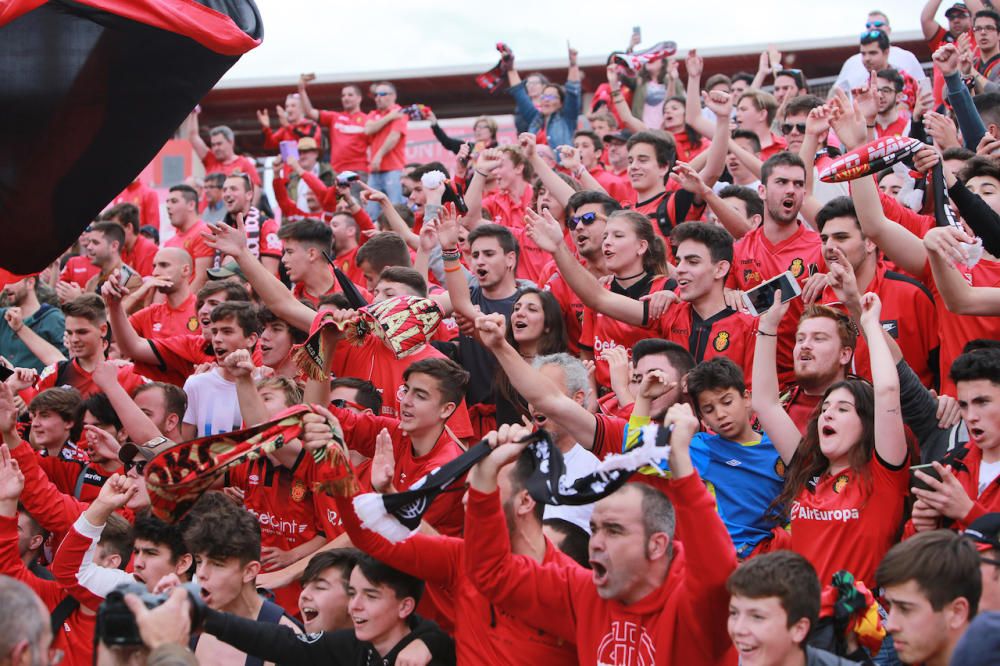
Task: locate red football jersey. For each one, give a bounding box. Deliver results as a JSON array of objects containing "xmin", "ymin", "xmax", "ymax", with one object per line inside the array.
[
  {"xmin": 59, "ymin": 256, "xmax": 100, "ymax": 289},
  {"xmin": 33, "ymin": 359, "xmax": 148, "ymax": 399},
  {"xmin": 202, "ymin": 153, "xmax": 261, "ymax": 186},
  {"xmin": 367, "ymin": 107, "xmax": 408, "ymax": 172},
  {"xmin": 120, "ymin": 235, "xmax": 158, "ymax": 278},
  {"xmin": 650, "ymin": 301, "xmax": 758, "ymax": 386},
  {"xmin": 319, "ymin": 110, "xmax": 369, "ymax": 173},
  {"xmin": 543, "ymin": 267, "xmax": 584, "ymax": 356},
  {"xmin": 128, "ymin": 294, "xmax": 200, "ymax": 341},
  {"xmin": 483, "ymin": 185, "xmax": 534, "ymax": 230},
  {"xmin": 164, "ymin": 221, "xmax": 215, "ymax": 262}
]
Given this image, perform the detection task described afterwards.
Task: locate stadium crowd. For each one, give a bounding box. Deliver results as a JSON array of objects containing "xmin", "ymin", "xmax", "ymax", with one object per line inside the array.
[{"xmin": 5, "ymin": 2, "xmax": 1000, "ymax": 665}]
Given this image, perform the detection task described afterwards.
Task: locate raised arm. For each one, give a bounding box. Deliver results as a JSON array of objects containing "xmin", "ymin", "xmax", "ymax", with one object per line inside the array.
[
  {"xmin": 297, "ymin": 73, "xmax": 321, "ymax": 121},
  {"xmin": 3, "ymin": 309, "xmax": 65, "ymax": 366},
  {"xmin": 203, "ymin": 216, "xmax": 316, "ymax": 331},
  {"xmin": 359, "ymin": 183, "xmax": 419, "ymax": 249},
  {"xmin": 92, "ymin": 361, "xmax": 163, "ymax": 444},
  {"xmin": 697, "ymin": 91, "xmax": 733, "ymax": 187},
  {"xmin": 924, "ymin": 226, "xmax": 1000, "ymax": 314},
  {"xmin": 224, "ymin": 350, "xmax": 269, "ymax": 427},
  {"xmin": 525, "ymin": 209, "xmax": 647, "ymax": 325},
  {"xmin": 186, "ymin": 110, "xmax": 209, "ymax": 160},
  {"xmin": 859, "ymin": 293, "xmax": 907, "ymax": 466},
  {"xmin": 521, "ymin": 134, "xmax": 577, "ymax": 206},
  {"xmin": 462, "ymin": 148, "xmax": 504, "ymax": 224},
  {"xmin": 607, "ymin": 65, "xmax": 648, "ymax": 133},
  {"xmin": 557, "ymin": 146, "xmax": 608, "ymax": 194},
  {"xmin": 670, "ymin": 163, "xmax": 752, "ymax": 238},
  {"xmin": 436, "ymin": 204, "xmax": 478, "ymax": 321},
  {"xmin": 102, "ymin": 275, "xmax": 161, "ymax": 366},
  {"xmin": 921, "ymin": 0, "xmax": 945, "ymax": 40},
  {"xmin": 749, "ymin": 297, "xmax": 801, "ymax": 463},
  {"xmin": 684, "ymin": 50, "xmax": 716, "ymax": 138}
]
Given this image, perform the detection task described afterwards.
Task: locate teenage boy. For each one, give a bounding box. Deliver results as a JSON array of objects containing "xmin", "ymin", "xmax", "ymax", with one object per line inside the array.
[
  {"xmin": 184, "ymin": 492, "xmax": 301, "ymax": 666},
  {"xmin": 735, "ymin": 90, "xmax": 787, "ymax": 160},
  {"xmin": 572, "ymin": 130, "xmax": 630, "ymax": 202},
  {"xmin": 0, "ymin": 273, "xmax": 66, "ymax": 372},
  {"xmin": 635, "ymin": 357, "xmax": 783, "ymax": 559},
  {"xmin": 464, "ymin": 146, "xmax": 534, "ymax": 230},
  {"xmin": 27, "ymin": 295, "xmax": 147, "ymax": 400},
  {"xmin": 463, "ymin": 404, "xmax": 737, "ymax": 664},
  {"xmin": 102, "ymin": 202, "xmax": 158, "ymax": 278},
  {"xmin": 877, "ymin": 530, "xmax": 981, "ymax": 666},
  {"xmin": 27, "ymin": 388, "xmax": 83, "ymax": 461},
  {"xmin": 277, "ymin": 220, "xmax": 338, "ymax": 306},
  {"xmin": 181, "ymin": 301, "xmax": 261, "ymax": 439},
  {"xmin": 127, "ymin": 248, "xmax": 199, "ymax": 340},
  {"xmin": 201, "ymin": 553, "xmax": 455, "ymax": 665},
  {"xmin": 727, "ymin": 550, "xmax": 852, "ymax": 665},
  {"xmin": 910, "ymin": 348, "xmax": 1000, "ymax": 531}
]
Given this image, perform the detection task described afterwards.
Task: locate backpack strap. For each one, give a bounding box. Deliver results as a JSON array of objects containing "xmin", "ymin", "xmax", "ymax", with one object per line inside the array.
[{"xmin": 50, "ymin": 595, "xmax": 80, "ymax": 635}]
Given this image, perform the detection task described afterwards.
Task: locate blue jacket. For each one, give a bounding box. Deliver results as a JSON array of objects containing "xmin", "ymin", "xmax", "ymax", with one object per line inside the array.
[
  {"xmin": 508, "ymin": 79, "xmax": 581, "ymax": 152},
  {"xmin": 0, "ymin": 304, "xmax": 66, "ymax": 372}
]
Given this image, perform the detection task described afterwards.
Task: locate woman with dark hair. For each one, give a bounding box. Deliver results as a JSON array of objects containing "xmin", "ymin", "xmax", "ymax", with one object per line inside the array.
[{"xmin": 752, "ymin": 291, "xmax": 908, "ymax": 589}]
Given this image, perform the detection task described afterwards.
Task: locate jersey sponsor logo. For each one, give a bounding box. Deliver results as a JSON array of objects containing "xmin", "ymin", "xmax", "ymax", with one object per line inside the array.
[
  {"xmin": 592, "ymin": 337, "xmax": 628, "ymax": 355},
  {"xmin": 596, "ymin": 620, "xmax": 656, "ymax": 666},
  {"xmin": 246, "ymin": 508, "xmax": 309, "ymax": 535},
  {"xmin": 187, "ymin": 316, "xmax": 199, "ymax": 332},
  {"xmin": 290, "ymin": 479, "xmax": 307, "ymax": 503},
  {"xmin": 833, "ymin": 474, "xmax": 850, "ymax": 493},
  {"xmin": 713, "ymin": 331, "xmax": 730, "ymax": 352},
  {"xmin": 881, "ymin": 320, "xmax": 899, "ymax": 338},
  {"xmin": 266, "ymin": 233, "xmax": 281, "ymax": 250},
  {"xmin": 152, "ymin": 322, "xmax": 163, "ymax": 332},
  {"xmin": 790, "ymin": 502, "xmax": 860, "ymax": 522},
  {"xmin": 789, "ymin": 258, "xmax": 805, "ymax": 278},
  {"xmin": 248, "ymin": 474, "xmax": 260, "ymax": 486},
  {"xmin": 742, "ymin": 268, "xmax": 762, "ymax": 285}
]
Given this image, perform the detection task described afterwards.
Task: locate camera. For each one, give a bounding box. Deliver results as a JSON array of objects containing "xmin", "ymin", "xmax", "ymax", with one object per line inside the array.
[
  {"xmin": 336, "ymin": 171, "xmax": 360, "ymax": 186},
  {"xmin": 96, "ymin": 582, "xmax": 207, "ymax": 647}
]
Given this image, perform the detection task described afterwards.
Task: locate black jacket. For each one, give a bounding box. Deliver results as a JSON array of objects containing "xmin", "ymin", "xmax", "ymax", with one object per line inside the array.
[{"xmin": 202, "ymin": 607, "xmax": 456, "ymax": 666}]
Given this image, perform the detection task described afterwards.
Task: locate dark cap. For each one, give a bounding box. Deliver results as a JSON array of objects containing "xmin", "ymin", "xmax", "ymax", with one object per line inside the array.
[
  {"xmin": 207, "ymin": 261, "xmax": 247, "ymax": 282},
  {"xmin": 603, "ymin": 129, "xmax": 633, "ymax": 144},
  {"xmin": 945, "ymin": 2, "xmax": 970, "ymax": 18},
  {"xmin": 963, "ymin": 512, "xmax": 1000, "ymax": 551}
]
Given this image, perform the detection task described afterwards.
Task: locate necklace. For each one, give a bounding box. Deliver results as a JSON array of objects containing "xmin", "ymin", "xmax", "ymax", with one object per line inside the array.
[{"xmin": 615, "ymin": 269, "xmax": 647, "ymax": 282}]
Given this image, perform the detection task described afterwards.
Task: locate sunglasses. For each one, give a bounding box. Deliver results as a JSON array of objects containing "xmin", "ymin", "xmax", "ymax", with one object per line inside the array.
[
  {"xmin": 374, "ymin": 91, "xmax": 392, "ymax": 97},
  {"xmin": 568, "ymin": 212, "xmax": 602, "ymax": 230},
  {"xmin": 332, "ymin": 398, "xmax": 366, "ymax": 412},
  {"xmin": 865, "ymin": 20, "xmax": 886, "ymax": 29},
  {"xmin": 539, "ymin": 94, "xmax": 560, "ymax": 102},
  {"xmin": 860, "ymin": 28, "xmax": 885, "ymax": 39},
  {"xmin": 781, "ymin": 122, "xmax": 807, "ymax": 135},
  {"xmin": 123, "ymin": 458, "xmax": 147, "ymax": 475}
]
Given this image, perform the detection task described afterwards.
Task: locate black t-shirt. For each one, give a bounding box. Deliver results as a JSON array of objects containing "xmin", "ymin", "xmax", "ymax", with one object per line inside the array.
[{"xmin": 456, "ymin": 284, "xmax": 521, "ymax": 406}]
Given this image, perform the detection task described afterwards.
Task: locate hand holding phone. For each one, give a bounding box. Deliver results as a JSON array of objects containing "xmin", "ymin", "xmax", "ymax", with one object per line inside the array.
[{"xmin": 743, "ymin": 271, "xmax": 802, "ymax": 317}]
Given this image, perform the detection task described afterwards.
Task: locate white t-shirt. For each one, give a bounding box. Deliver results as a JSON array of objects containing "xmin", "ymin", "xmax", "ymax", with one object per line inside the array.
[
  {"xmin": 544, "ymin": 444, "xmax": 600, "ymax": 533},
  {"xmin": 979, "ymin": 458, "xmax": 1000, "ymax": 496},
  {"xmin": 834, "ymin": 46, "xmax": 928, "ymax": 92},
  {"xmin": 182, "ymin": 369, "xmax": 243, "ymax": 438}
]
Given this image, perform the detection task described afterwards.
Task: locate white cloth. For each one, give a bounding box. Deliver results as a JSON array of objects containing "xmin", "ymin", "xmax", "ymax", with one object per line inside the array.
[
  {"xmin": 834, "ymin": 46, "xmax": 928, "ymax": 91},
  {"xmin": 182, "ymin": 369, "xmax": 243, "ymax": 438},
  {"xmin": 543, "ymin": 444, "xmax": 600, "ymax": 533},
  {"xmin": 979, "ymin": 458, "xmax": 1000, "ymax": 496}
]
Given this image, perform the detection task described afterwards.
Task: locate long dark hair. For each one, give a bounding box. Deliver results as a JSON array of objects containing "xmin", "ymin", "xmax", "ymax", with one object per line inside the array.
[
  {"xmin": 663, "ymin": 96, "xmax": 703, "ymax": 148},
  {"xmin": 770, "ymin": 380, "xmax": 876, "ymax": 521},
  {"xmin": 496, "ymin": 289, "xmax": 567, "ymax": 418}
]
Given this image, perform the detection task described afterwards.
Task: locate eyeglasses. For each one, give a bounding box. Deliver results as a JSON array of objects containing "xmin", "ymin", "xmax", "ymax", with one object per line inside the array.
[
  {"xmin": 974, "ymin": 24, "xmax": 999, "ymax": 32},
  {"xmin": 877, "ymin": 87, "xmax": 897, "ymax": 95},
  {"xmin": 568, "ymin": 212, "xmax": 602, "ymax": 230},
  {"xmin": 981, "ymin": 555, "xmax": 1000, "ymax": 567},
  {"xmin": 781, "ymin": 122, "xmax": 807, "ymax": 135},
  {"xmin": 331, "ymin": 398, "xmax": 366, "ymax": 412},
  {"xmin": 373, "ymin": 91, "xmax": 392, "ymax": 97}
]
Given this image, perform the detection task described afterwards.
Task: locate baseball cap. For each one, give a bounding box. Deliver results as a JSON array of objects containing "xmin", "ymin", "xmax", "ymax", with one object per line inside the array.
[
  {"xmin": 207, "ymin": 261, "xmax": 247, "ymax": 281},
  {"xmin": 603, "ymin": 129, "xmax": 633, "ymax": 144},
  {"xmin": 297, "ymin": 137, "xmax": 319, "ymax": 152},
  {"xmin": 963, "ymin": 512, "xmax": 1000, "ymax": 551},
  {"xmin": 945, "ymin": 2, "xmax": 970, "ymax": 18}
]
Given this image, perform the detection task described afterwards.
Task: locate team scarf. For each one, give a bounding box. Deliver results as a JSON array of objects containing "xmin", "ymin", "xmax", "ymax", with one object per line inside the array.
[
  {"xmin": 523, "ymin": 423, "xmax": 674, "ymax": 506},
  {"xmin": 932, "ymin": 162, "xmax": 984, "ymax": 267},
  {"xmin": 144, "ymin": 405, "xmax": 356, "ymax": 522},
  {"xmin": 292, "ymin": 295, "xmax": 443, "ymax": 380},
  {"xmin": 475, "ymin": 42, "xmax": 513, "ymax": 93},
  {"xmin": 607, "ymin": 41, "xmax": 677, "ymax": 74}
]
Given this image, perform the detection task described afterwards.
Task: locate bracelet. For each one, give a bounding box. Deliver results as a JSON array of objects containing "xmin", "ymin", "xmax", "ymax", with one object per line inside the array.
[
  {"xmin": 441, "ymin": 249, "xmax": 462, "ymax": 262},
  {"xmin": 475, "ymin": 170, "xmax": 490, "ymax": 178},
  {"xmin": 866, "ymin": 123, "xmax": 876, "ymax": 128},
  {"xmin": 757, "ymin": 330, "xmax": 778, "ymax": 337},
  {"xmin": 444, "ymin": 263, "xmax": 463, "ymax": 273}
]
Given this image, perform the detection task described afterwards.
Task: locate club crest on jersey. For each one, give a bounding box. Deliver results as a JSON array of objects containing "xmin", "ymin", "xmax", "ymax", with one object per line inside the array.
[
  {"xmin": 187, "ymin": 316, "xmax": 199, "ymax": 332},
  {"xmin": 774, "ymin": 458, "xmax": 786, "ymax": 478},
  {"xmin": 833, "ymin": 474, "xmax": 850, "ymax": 494},
  {"xmin": 790, "ymin": 258, "xmax": 805, "ymax": 278},
  {"xmin": 713, "ymin": 331, "xmax": 730, "ymax": 352},
  {"xmin": 291, "ymin": 479, "xmax": 307, "ymax": 502},
  {"xmin": 743, "ymin": 268, "xmax": 762, "ymax": 284}
]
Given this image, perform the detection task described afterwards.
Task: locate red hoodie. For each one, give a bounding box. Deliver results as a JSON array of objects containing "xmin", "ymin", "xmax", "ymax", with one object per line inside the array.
[
  {"xmin": 334, "ymin": 494, "xmax": 578, "ymax": 665},
  {"xmin": 465, "ymin": 472, "xmax": 737, "ymax": 665}
]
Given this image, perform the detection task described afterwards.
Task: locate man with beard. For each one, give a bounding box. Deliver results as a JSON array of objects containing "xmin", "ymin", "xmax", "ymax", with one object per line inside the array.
[
  {"xmin": 126, "ymin": 248, "xmax": 199, "ymax": 341},
  {"xmin": 874, "ymin": 68, "xmax": 911, "ymax": 138},
  {"xmin": 0, "ymin": 274, "xmax": 66, "ymax": 372},
  {"xmin": 217, "ymin": 174, "xmax": 282, "ymax": 276},
  {"xmin": 164, "ymin": 184, "xmax": 214, "ymax": 292},
  {"xmin": 728, "ymin": 152, "xmax": 825, "ymax": 384}
]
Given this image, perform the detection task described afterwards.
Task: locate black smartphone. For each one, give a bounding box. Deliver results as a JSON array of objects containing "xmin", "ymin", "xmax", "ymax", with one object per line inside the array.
[{"xmin": 910, "ymin": 463, "xmax": 942, "ymax": 492}]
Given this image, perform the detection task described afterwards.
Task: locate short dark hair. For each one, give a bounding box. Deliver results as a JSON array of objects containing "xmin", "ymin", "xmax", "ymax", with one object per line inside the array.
[
  {"xmin": 355, "ymin": 232, "xmax": 412, "ymax": 271},
  {"xmin": 353, "ymin": 553, "xmax": 424, "ymax": 607},
  {"xmin": 99, "ymin": 513, "xmax": 134, "ymax": 569},
  {"xmin": 90, "ymin": 221, "xmax": 127, "ymax": 252},
  {"xmin": 731, "ymin": 72, "xmax": 754, "ymax": 86},
  {"xmin": 278, "ymin": 220, "xmax": 333, "ymax": 254},
  {"xmin": 860, "ymin": 29, "xmax": 890, "ymax": 50},
  {"xmin": 815, "ymin": 196, "xmax": 859, "ymax": 232},
  {"xmin": 376, "ymin": 266, "xmax": 427, "ymax": 297},
  {"xmin": 301, "ymin": 548, "xmax": 361, "ymax": 586},
  {"xmin": 631, "ymin": 339, "xmax": 696, "ymax": 378},
  {"xmin": 507, "ymin": 448, "xmax": 545, "ymax": 521},
  {"xmin": 942, "ymin": 146, "xmax": 977, "ymax": 162},
  {"xmin": 626, "ymin": 130, "xmax": 676, "ymax": 169},
  {"xmin": 573, "ymin": 129, "xmax": 604, "ymax": 152},
  {"xmin": 567, "ymin": 190, "xmax": 622, "ymax": 217},
  {"xmin": 408, "ymin": 162, "xmax": 450, "ymax": 181},
  {"xmin": 184, "ymin": 491, "xmax": 261, "ymax": 565},
  {"xmin": 102, "ymin": 203, "xmax": 140, "ymax": 234},
  {"xmin": 169, "ymin": 184, "xmax": 199, "ymax": 206},
  {"xmin": 730, "ymin": 129, "xmax": 762, "ymax": 153},
  {"xmin": 959, "ymin": 155, "xmax": 1000, "ymax": 183},
  {"xmin": 82, "ymin": 393, "xmax": 122, "ymax": 431},
  {"xmin": 209, "ymin": 301, "xmax": 260, "ymax": 337},
  {"xmin": 330, "ymin": 377, "xmax": 384, "ymax": 413},
  {"xmin": 776, "ymin": 69, "xmax": 808, "ymax": 92},
  {"xmin": 877, "ymin": 529, "xmax": 982, "ymax": 618},
  {"xmin": 402, "ymin": 357, "xmax": 470, "ymax": 407},
  {"xmin": 876, "ymin": 68, "xmax": 904, "ymax": 93},
  {"xmin": 468, "ymin": 223, "xmax": 519, "ymax": 257},
  {"xmin": 29, "ymin": 387, "xmax": 82, "ymax": 423},
  {"xmin": 727, "ymin": 551, "xmax": 821, "ymax": 631},
  {"xmin": 133, "ymin": 509, "xmax": 190, "ymax": 564},
  {"xmin": 783, "ymin": 94, "xmax": 825, "ymax": 120},
  {"xmin": 204, "ymin": 173, "xmax": 226, "ymax": 189},
  {"xmin": 543, "ymin": 518, "xmax": 591, "ymax": 568},
  {"xmin": 686, "ymin": 357, "xmax": 746, "ymax": 404},
  {"xmin": 196, "ymin": 280, "xmax": 250, "ymax": 309},
  {"xmin": 257, "ymin": 306, "xmax": 308, "ymax": 345},
  {"xmin": 633, "ymin": 483, "xmax": 675, "ymax": 546},
  {"xmin": 62, "ymin": 293, "xmax": 107, "ymax": 325},
  {"xmin": 224, "ymin": 173, "xmax": 253, "ymax": 193},
  {"xmin": 975, "ymin": 8, "xmax": 1000, "ymax": 30},
  {"xmin": 761, "ymin": 151, "xmax": 806, "ymax": 186},
  {"xmin": 950, "ymin": 347, "xmax": 1000, "ymax": 387},
  {"xmin": 670, "ymin": 221, "xmax": 734, "ymax": 264},
  {"xmin": 717, "ymin": 185, "xmax": 764, "ymax": 220},
  {"xmin": 973, "ymin": 92, "xmax": 1000, "ymax": 129}
]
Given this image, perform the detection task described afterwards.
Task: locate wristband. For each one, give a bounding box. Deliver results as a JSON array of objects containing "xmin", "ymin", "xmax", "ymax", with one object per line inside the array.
[
  {"xmin": 866, "ymin": 123, "xmax": 876, "ymax": 128},
  {"xmin": 475, "ymin": 170, "xmax": 490, "ymax": 178},
  {"xmin": 757, "ymin": 330, "xmax": 777, "ymax": 337},
  {"xmin": 444, "ymin": 263, "xmax": 463, "ymax": 273},
  {"xmin": 441, "ymin": 249, "xmax": 462, "ymax": 262}
]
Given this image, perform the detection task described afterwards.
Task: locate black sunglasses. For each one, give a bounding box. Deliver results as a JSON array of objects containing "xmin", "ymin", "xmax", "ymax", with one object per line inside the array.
[
  {"xmin": 781, "ymin": 122, "xmax": 807, "ymax": 135},
  {"xmin": 568, "ymin": 212, "xmax": 601, "ymax": 230},
  {"xmin": 123, "ymin": 459, "xmax": 147, "ymax": 475}
]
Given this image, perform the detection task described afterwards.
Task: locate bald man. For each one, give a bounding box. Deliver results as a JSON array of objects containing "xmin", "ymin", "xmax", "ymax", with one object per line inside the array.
[{"xmin": 126, "ymin": 248, "xmax": 201, "ymax": 339}]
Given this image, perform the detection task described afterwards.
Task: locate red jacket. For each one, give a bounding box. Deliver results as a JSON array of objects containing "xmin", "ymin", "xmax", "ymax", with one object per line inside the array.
[
  {"xmin": 334, "ymin": 494, "xmax": 578, "ymax": 665},
  {"xmin": 464, "ymin": 473, "xmax": 737, "ymax": 665}
]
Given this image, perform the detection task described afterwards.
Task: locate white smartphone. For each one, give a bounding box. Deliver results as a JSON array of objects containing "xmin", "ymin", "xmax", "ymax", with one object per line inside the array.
[{"xmin": 743, "ymin": 271, "xmax": 802, "ymax": 317}]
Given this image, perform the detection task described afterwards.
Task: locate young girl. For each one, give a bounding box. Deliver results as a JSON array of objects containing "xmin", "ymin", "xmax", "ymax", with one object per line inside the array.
[
  {"xmin": 661, "ymin": 96, "xmax": 710, "ymax": 163},
  {"xmin": 751, "ymin": 292, "xmax": 908, "ymax": 589}
]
